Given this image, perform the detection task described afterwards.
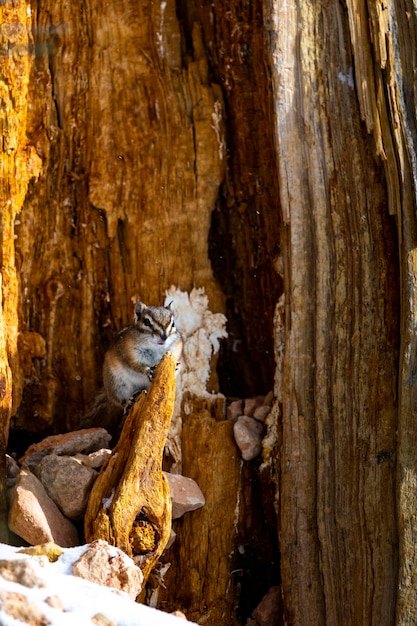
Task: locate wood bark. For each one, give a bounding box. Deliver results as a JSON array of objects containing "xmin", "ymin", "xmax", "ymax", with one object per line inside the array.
[
  {"xmin": 266, "ymin": 0, "xmax": 412, "ymax": 624},
  {"xmin": 9, "ymin": 0, "xmax": 226, "ymax": 435},
  {"xmin": 0, "ymin": 0, "xmax": 42, "ymax": 539},
  {"xmin": 2, "ymin": 0, "xmax": 417, "ymax": 625},
  {"xmin": 157, "ymin": 396, "xmax": 278, "ymax": 624},
  {"xmin": 84, "ymin": 353, "xmax": 176, "ymax": 585},
  {"xmin": 158, "ymin": 403, "xmax": 243, "ymax": 624}
]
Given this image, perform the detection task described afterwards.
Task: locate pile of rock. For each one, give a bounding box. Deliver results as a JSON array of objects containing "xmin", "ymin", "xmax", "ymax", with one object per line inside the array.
[
  {"xmin": 7, "ymin": 428, "xmax": 205, "ymax": 549},
  {"xmin": 228, "ymin": 391, "xmax": 274, "ymax": 461},
  {"xmin": 0, "ymin": 540, "xmax": 192, "ymax": 624}
]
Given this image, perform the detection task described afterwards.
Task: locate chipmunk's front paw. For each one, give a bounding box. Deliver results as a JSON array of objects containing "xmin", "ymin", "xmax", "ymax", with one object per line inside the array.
[{"xmin": 123, "ymin": 391, "xmax": 141, "ymax": 416}]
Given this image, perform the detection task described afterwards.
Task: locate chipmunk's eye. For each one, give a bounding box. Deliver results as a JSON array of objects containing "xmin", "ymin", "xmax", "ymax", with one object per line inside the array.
[{"xmin": 143, "ymin": 318, "xmax": 151, "ymax": 327}]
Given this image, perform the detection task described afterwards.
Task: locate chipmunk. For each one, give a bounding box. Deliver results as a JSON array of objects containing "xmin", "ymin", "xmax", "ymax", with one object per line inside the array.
[{"xmin": 80, "ymin": 299, "xmax": 183, "ymax": 436}]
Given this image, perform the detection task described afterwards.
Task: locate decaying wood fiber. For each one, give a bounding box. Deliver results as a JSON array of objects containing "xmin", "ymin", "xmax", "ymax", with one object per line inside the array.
[{"xmin": 84, "ymin": 352, "xmax": 176, "ymax": 584}]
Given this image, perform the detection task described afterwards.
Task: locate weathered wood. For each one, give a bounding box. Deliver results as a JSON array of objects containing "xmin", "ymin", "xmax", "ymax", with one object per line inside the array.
[
  {"xmin": 157, "ymin": 404, "xmax": 242, "ymax": 624},
  {"xmin": 3, "ymin": 0, "xmax": 417, "ymax": 623},
  {"xmin": 267, "ymin": 0, "xmax": 399, "ymax": 624},
  {"xmin": 345, "ymin": 1, "xmax": 417, "ymax": 622},
  {"xmin": 156, "ymin": 395, "xmax": 279, "ymax": 624},
  {"xmin": 0, "ymin": 0, "xmax": 42, "ymax": 540},
  {"xmin": 12, "ymin": 0, "xmax": 225, "ymax": 433},
  {"xmin": 84, "ymin": 352, "xmax": 176, "ymax": 584},
  {"xmin": 0, "ymin": 276, "xmax": 12, "ymax": 543},
  {"xmin": 195, "ymin": 0, "xmax": 282, "ymax": 396},
  {"xmin": 344, "ymin": 1, "xmax": 417, "ymax": 623}
]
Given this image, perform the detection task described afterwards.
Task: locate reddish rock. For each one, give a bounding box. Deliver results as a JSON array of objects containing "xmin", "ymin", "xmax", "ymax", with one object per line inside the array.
[
  {"xmin": 164, "ymin": 472, "xmax": 205, "ymax": 519},
  {"xmin": 227, "ymin": 399, "xmax": 244, "ymax": 421},
  {"xmin": 34, "ymin": 454, "xmax": 97, "ymax": 520},
  {"xmin": 8, "ymin": 469, "xmax": 79, "ymax": 547},
  {"xmin": 91, "ymin": 614, "xmax": 117, "ymax": 626},
  {"xmin": 243, "ymin": 396, "xmax": 264, "ymax": 417},
  {"xmin": 6, "ymin": 454, "xmax": 20, "ymax": 479},
  {"xmin": 0, "ymin": 558, "xmax": 46, "ymax": 588},
  {"xmin": 171, "ymin": 610, "xmax": 188, "ymax": 620},
  {"xmin": 252, "ymin": 586, "xmax": 282, "ymax": 626},
  {"xmin": 0, "ymin": 590, "xmax": 49, "ymax": 626},
  {"xmin": 20, "ymin": 428, "xmax": 111, "ymax": 470},
  {"xmin": 45, "ymin": 595, "xmax": 64, "ymax": 610},
  {"xmin": 72, "ymin": 539, "xmax": 143, "ymax": 600},
  {"xmin": 253, "ymin": 405, "xmax": 271, "ymax": 422},
  {"xmin": 233, "ymin": 416, "xmax": 264, "ymax": 461},
  {"xmin": 74, "ymin": 448, "xmax": 112, "ymax": 469}
]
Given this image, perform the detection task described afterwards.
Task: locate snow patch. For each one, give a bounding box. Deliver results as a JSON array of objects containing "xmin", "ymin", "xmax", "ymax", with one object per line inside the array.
[{"xmin": 0, "ymin": 543, "xmax": 196, "ymax": 625}]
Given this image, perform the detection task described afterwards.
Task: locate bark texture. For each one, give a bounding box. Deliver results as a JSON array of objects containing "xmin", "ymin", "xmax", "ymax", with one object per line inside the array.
[
  {"xmin": 0, "ymin": 0, "xmax": 42, "ymax": 539},
  {"xmin": 267, "ymin": 0, "xmax": 408, "ymax": 624},
  {"xmin": 12, "ymin": 0, "xmax": 226, "ymax": 434},
  {"xmin": 84, "ymin": 353, "xmax": 176, "ymax": 585},
  {"xmin": 157, "ymin": 398, "xmax": 278, "ymax": 624},
  {"xmin": 2, "ymin": 0, "xmax": 417, "ymax": 625}
]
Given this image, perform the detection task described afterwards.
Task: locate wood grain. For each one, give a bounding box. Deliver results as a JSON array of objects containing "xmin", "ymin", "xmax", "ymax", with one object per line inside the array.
[
  {"xmin": 84, "ymin": 352, "xmax": 176, "ymax": 584},
  {"xmin": 267, "ymin": 0, "xmax": 399, "ymax": 623}
]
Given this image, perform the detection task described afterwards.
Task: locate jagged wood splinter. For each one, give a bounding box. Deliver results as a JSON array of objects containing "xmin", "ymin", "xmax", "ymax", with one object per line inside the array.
[{"xmin": 84, "ymin": 351, "xmax": 176, "ymax": 584}]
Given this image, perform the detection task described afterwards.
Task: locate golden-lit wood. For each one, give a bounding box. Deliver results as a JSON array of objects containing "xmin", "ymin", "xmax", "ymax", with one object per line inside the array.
[
  {"xmin": 0, "ymin": 0, "xmax": 42, "ymax": 540},
  {"xmin": 84, "ymin": 352, "xmax": 175, "ymax": 584},
  {"xmin": 2, "ymin": 0, "xmax": 417, "ymax": 624},
  {"xmin": 11, "ymin": 0, "xmax": 225, "ymax": 433}
]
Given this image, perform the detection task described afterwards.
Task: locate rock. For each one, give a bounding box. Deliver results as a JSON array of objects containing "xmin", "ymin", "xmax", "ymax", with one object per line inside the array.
[
  {"xmin": 0, "ymin": 557, "xmax": 46, "ymax": 588},
  {"xmin": 171, "ymin": 610, "xmax": 188, "ymax": 620},
  {"xmin": 34, "ymin": 454, "xmax": 97, "ymax": 520},
  {"xmin": 233, "ymin": 416, "xmax": 264, "ymax": 461},
  {"xmin": 74, "ymin": 448, "xmax": 112, "ymax": 469},
  {"xmin": 166, "ymin": 528, "xmax": 177, "ymax": 550},
  {"xmin": 0, "ymin": 590, "xmax": 49, "ymax": 626},
  {"xmin": 252, "ymin": 585, "xmax": 281, "ymax": 626},
  {"xmin": 8, "ymin": 469, "xmax": 79, "ymax": 547},
  {"xmin": 6, "ymin": 454, "xmax": 20, "ymax": 479},
  {"xmin": 243, "ymin": 396, "xmax": 264, "ymax": 417},
  {"xmin": 0, "ymin": 542, "xmax": 199, "ymax": 625},
  {"xmin": 253, "ymin": 405, "xmax": 271, "ymax": 422},
  {"xmin": 91, "ymin": 614, "xmax": 117, "ymax": 626},
  {"xmin": 72, "ymin": 539, "xmax": 144, "ymax": 600},
  {"xmin": 163, "ymin": 472, "xmax": 205, "ymax": 519},
  {"xmin": 20, "ymin": 428, "xmax": 112, "ymax": 470},
  {"xmin": 264, "ymin": 390, "xmax": 274, "ymax": 406},
  {"xmin": 227, "ymin": 399, "xmax": 244, "ymax": 421},
  {"xmin": 45, "ymin": 595, "xmax": 64, "ymax": 610}
]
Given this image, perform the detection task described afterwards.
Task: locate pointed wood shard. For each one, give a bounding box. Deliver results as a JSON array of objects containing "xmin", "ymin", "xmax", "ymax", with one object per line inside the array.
[{"xmin": 84, "ymin": 352, "xmax": 176, "ymax": 584}]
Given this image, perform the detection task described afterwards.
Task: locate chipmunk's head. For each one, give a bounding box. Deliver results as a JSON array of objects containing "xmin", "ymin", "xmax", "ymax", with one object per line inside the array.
[{"xmin": 133, "ymin": 300, "xmax": 176, "ymax": 343}]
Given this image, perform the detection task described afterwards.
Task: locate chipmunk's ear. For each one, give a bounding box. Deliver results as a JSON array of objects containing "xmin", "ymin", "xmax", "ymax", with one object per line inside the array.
[{"xmin": 133, "ymin": 300, "xmax": 146, "ymax": 323}]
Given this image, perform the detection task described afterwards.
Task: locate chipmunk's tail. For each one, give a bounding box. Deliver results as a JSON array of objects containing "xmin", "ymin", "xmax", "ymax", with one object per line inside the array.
[{"xmin": 77, "ymin": 389, "xmax": 124, "ymax": 441}]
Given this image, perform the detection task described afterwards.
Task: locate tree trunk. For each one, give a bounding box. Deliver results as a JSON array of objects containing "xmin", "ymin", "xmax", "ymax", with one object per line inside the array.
[
  {"xmin": 268, "ymin": 0, "xmax": 400, "ymax": 620},
  {"xmin": 8, "ymin": 0, "xmax": 226, "ymax": 437},
  {"xmin": 2, "ymin": 0, "xmax": 417, "ymax": 624}
]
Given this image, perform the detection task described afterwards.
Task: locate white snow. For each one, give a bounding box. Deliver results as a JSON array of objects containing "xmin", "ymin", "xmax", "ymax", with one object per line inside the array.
[{"xmin": 0, "ymin": 543, "xmax": 196, "ymax": 626}]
